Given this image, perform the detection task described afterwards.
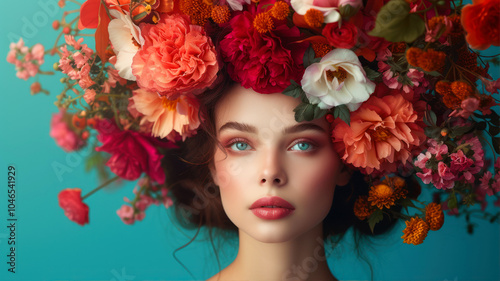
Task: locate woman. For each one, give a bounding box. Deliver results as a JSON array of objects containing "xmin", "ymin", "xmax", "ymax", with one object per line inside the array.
[{"xmin": 166, "ymin": 78, "xmax": 409, "ymax": 280}]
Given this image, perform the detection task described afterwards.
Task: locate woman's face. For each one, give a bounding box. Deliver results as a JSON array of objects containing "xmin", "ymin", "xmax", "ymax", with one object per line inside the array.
[{"xmin": 211, "ymin": 84, "xmax": 350, "ymax": 243}]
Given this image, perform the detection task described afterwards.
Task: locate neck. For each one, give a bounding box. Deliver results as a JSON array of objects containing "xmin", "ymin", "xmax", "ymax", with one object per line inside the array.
[{"xmin": 215, "ymin": 224, "xmax": 337, "ymax": 281}]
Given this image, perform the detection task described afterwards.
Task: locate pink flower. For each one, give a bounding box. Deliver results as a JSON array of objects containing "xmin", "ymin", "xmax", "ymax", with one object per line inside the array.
[
  {"xmin": 441, "ymin": 201, "xmax": 459, "ymax": 216},
  {"xmin": 49, "ymin": 109, "xmax": 86, "ymax": 152},
  {"xmin": 436, "ymin": 162, "xmax": 455, "ymax": 189},
  {"xmin": 449, "ymin": 98, "xmax": 480, "ymax": 119},
  {"xmin": 220, "ymin": 3, "xmax": 308, "ymax": 94},
  {"xmin": 94, "ymin": 119, "xmax": 177, "ymax": 184},
  {"xmin": 6, "ymin": 38, "xmax": 45, "ymax": 80},
  {"xmin": 450, "ymin": 150, "xmax": 474, "ymax": 173},
  {"xmin": 291, "ymin": 0, "xmax": 363, "ymax": 23},
  {"xmin": 332, "ymin": 93, "xmax": 425, "ymax": 173},
  {"xmin": 132, "ymin": 89, "xmax": 201, "ymax": 141},
  {"xmin": 135, "ymin": 194, "xmax": 155, "ymax": 211},
  {"xmin": 427, "ymin": 139, "xmax": 448, "ymax": 160},
  {"xmin": 482, "ymin": 77, "xmax": 500, "ymax": 94},
  {"xmin": 479, "ymin": 171, "xmax": 494, "ymax": 196},
  {"xmin": 58, "ymin": 36, "xmax": 94, "ymax": 82},
  {"xmin": 425, "ymin": 16, "xmax": 452, "ymax": 44},
  {"xmin": 116, "ymin": 204, "xmax": 135, "ymax": 225},
  {"xmin": 132, "ymin": 13, "xmax": 219, "ymax": 97},
  {"xmin": 83, "ymin": 89, "xmax": 96, "ymax": 104}
]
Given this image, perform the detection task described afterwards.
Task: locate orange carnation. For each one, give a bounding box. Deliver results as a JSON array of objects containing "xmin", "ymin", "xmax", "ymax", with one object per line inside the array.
[
  {"xmin": 354, "ymin": 195, "xmax": 374, "ymax": 220},
  {"xmin": 461, "ymin": 0, "xmax": 500, "ymax": 50}
]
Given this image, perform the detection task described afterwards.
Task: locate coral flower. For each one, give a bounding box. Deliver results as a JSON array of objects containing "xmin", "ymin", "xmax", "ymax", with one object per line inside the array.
[
  {"xmin": 461, "ymin": 0, "xmax": 500, "ymax": 50},
  {"xmin": 354, "ymin": 195, "xmax": 374, "ymax": 220},
  {"xmin": 291, "ymin": 0, "xmax": 363, "ymax": 24},
  {"xmin": 425, "ymin": 203, "xmax": 444, "ymax": 231},
  {"xmin": 368, "ymin": 184, "xmax": 395, "ymax": 209},
  {"xmin": 132, "ymin": 13, "xmax": 219, "ymax": 97},
  {"xmin": 58, "ymin": 188, "xmax": 89, "ymax": 226},
  {"xmin": 332, "ymin": 92, "xmax": 425, "ymax": 173},
  {"xmin": 401, "ymin": 217, "xmax": 429, "ymax": 245},
  {"xmin": 132, "ymin": 89, "xmax": 201, "ymax": 141}
]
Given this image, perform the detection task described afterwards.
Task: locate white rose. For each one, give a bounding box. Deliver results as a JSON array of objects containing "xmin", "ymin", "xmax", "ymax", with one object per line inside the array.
[
  {"xmin": 301, "ymin": 48, "xmax": 375, "ymax": 111},
  {"xmin": 108, "ymin": 10, "xmax": 144, "ymax": 81}
]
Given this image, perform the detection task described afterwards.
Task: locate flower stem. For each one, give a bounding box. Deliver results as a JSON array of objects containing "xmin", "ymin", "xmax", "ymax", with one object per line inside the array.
[{"xmin": 82, "ymin": 175, "xmax": 120, "ymax": 200}]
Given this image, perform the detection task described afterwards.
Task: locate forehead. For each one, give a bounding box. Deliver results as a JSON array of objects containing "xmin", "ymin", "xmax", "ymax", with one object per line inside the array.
[{"xmin": 214, "ymin": 84, "xmax": 309, "ymax": 131}]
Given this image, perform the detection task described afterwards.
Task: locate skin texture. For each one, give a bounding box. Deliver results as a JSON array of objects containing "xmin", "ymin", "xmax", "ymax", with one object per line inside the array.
[{"xmin": 207, "ymin": 84, "xmax": 350, "ymax": 281}]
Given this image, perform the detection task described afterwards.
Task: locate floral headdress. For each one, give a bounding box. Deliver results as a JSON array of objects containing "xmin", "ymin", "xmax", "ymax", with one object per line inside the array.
[{"xmin": 7, "ymin": 0, "xmax": 500, "ymax": 245}]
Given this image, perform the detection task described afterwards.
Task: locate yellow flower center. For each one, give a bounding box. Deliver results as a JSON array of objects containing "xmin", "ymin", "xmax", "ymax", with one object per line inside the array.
[
  {"xmin": 161, "ymin": 96, "xmax": 179, "ymax": 111},
  {"xmin": 326, "ymin": 67, "xmax": 347, "ymax": 83},
  {"xmin": 372, "ymin": 127, "xmax": 392, "ymax": 142}
]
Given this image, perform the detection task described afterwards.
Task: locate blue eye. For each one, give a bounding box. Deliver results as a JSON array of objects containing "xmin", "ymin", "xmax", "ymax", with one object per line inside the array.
[
  {"xmin": 230, "ymin": 141, "xmax": 250, "ymax": 151},
  {"xmin": 290, "ymin": 142, "xmax": 313, "ymax": 151}
]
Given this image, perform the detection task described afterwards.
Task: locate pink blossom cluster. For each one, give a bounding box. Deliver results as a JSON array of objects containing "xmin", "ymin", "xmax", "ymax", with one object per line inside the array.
[
  {"xmin": 58, "ymin": 35, "xmax": 95, "ymax": 89},
  {"xmin": 6, "ymin": 38, "xmax": 45, "ymax": 80},
  {"xmin": 49, "ymin": 108, "xmax": 86, "ymax": 152},
  {"xmin": 377, "ymin": 49, "xmax": 430, "ymax": 96},
  {"xmin": 116, "ymin": 178, "xmax": 173, "ymax": 225},
  {"xmin": 414, "ymin": 136, "xmax": 485, "ymax": 190}
]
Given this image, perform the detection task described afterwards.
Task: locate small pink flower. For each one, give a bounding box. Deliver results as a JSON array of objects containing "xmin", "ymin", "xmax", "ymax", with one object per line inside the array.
[
  {"xmin": 134, "ymin": 211, "xmax": 146, "ymax": 221},
  {"xmin": 116, "ymin": 205, "xmax": 135, "ymax": 225},
  {"xmin": 482, "ymin": 77, "xmax": 500, "ymax": 94},
  {"xmin": 450, "ymin": 150, "xmax": 474, "ymax": 173},
  {"xmin": 450, "ymin": 98, "xmax": 480, "ymax": 118},
  {"xmin": 427, "ymin": 139, "xmax": 449, "ymax": 160},
  {"xmin": 49, "ymin": 109, "xmax": 86, "ymax": 152},
  {"xmin": 83, "ymin": 89, "xmax": 96, "ymax": 104}
]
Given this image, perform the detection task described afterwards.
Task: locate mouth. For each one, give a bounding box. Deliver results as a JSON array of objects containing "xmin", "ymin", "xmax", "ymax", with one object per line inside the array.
[{"xmin": 249, "ymin": 197, "xmax": 295, "ymax": 220}]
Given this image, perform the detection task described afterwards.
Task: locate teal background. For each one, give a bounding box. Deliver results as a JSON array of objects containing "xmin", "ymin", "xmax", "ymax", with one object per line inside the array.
[{"xmin": 0, "ymin": 0, "xmax": 499, "ymax": 280}]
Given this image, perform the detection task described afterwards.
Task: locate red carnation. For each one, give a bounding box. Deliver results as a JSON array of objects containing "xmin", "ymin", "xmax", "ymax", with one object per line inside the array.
[
  {"xmin": 322, "ymin": 22, "xmax": 359, "ymax": 49},
  {"xmin": 58, "ymin": 188, "xmax": 89, "ymax": 226},
  {"xmin": 94, "ymin": 119, "xmax": 176, "ymax": 184},
  {"xmin": 220, "ymin": 1, "xmax": 307, "ymax": 94}
]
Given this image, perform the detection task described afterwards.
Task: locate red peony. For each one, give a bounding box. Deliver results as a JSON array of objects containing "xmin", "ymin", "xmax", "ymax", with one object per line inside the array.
[
  {"xmin": 322, "ymin": 21, "xmax": 359, "ymax": 49},
  {"xmin": 58, "ymin": 188, "xmax": 89, "ymax": 226},
  {"xmin": 94, "ymin": 119, "xmax": 177, "ymax": 184},
  {"xmin": 331, "ymin": 93, "xmax": 426, "ymax": 174},
  {"xmin": 220, "ymin": 1, "xmax": 308, "ymax": 94},
  {"xmin": 132, "ymin": 13, "xmax": 219, "ymax": 97},
  {"xmin": 461, "ymin": 0, "xmax": 500, "ymax": 50}
]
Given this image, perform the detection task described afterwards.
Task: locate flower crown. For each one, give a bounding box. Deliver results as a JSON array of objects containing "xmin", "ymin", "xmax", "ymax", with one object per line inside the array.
[{"xmin": 7, "ymin": 0, "xmax": 500, "ymax": 245}]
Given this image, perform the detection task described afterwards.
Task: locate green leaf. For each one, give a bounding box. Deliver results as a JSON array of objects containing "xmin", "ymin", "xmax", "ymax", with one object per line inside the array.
[
  {"xmin": 399, "ymin": 198, "xmax": 416, "ymax": 213},
  {"xmin": 333, "ymin": 105, "xmax": 351, "ymax": 125},
  {"xmin": 447, "ymin": 193, "xmax": 458, "ymax": 210},
  {"xmin": 303, "ymin": 46, "xmax": 321, "ymax": 68},
  {"xmin": 313, "ymin": 106, "xmax": 329, "ymax": 120},
  {"xmin": 426, "ymin": 71, "xmax": 442, "ymax": 77},
  {"xmin": 368, "ymin": 209, "xmax": 384, "ymax": 233},
  {"xmin": 339, "ymin": 4, "xmax": 358, "ymax": 19},
  {"xmin": 294, "ymin": 102, "xmax": 316, "ymax": 122},
  {"xmin": 364, "ymin": 67, "xmax": 381, "ymax": 80},
  {"xmin": 368, "ymin": 0, "xmax": 425, "ymax": 43},
  {"xmin": 452, "ymin": 124, "xmax": 473, "ymax": 137},
  {"xmin": 282, "ymin": 80, "xmax": 304, "ymax": 99}
]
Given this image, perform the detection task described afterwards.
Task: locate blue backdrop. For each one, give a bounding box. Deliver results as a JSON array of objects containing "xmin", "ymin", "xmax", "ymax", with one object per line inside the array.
[{"xmin": 0, "ymin": 1, "xmax": 499, "ymax": 280}]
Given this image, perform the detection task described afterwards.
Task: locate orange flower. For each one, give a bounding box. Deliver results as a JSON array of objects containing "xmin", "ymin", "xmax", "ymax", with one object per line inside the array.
[
  {"xmin": 211, "ymin": 5, "xmax": 231, "ymax": 24},
  {"xmin": 405, "ymin": 47, "xmax": 422, "ymax": 67},
  {"xmin": 417, "ymin": 49, "xmax": 446, "ymax": 72},
  {"xmin": 461, "ymin": 0, "xmax": 500, "ymax": 50},
  {"xmin": 270, "ymin": 1, "xmax": 290, "ymax": 20},
  {"xmin": 311, "ymin": 42, "xmax": 333, "ymax": 58},
  {"xmin": 332, "ymin": 92, "xmax": 426, "ymax": 173},
  {"xmin": 253, "ymin": 12, "xmax": 274, "ymax": 33},
  {"xmin": 354, "ymin": 196, "xmax": 374, "ymax": 220},
  {"xmin": 425, "ymin": 203, "xmax": 445, "ymax": 231},
  {"xmin": 450, "ymin": 81, "xmax": 474, "ymax": 100},
  {"xmin": 304, "ymin": 8, "xmax": 324, "ymax": 28},
  {"xmin": 368, "ymin": 184, "xmax": 395, "ymax": 209},
  {"xmin": 401, "ymin": 217, "xmax": 429, "ymax": 245},
  {"xmin": 382, "ymin": 176, "xmax": 408, "ymax": 200},
  {"xmin": 132, "ymin": 89, "xmax": 201, "ymax": 141},
  {"xmin": 180, "ymin": 0, "xmax": 213, "ymax": 25}
]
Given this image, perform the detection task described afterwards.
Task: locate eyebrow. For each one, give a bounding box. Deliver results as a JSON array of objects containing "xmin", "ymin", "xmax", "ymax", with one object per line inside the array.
[{"xmin": 218, "ymin": 121, "xmax": 327, "ymax": 135}]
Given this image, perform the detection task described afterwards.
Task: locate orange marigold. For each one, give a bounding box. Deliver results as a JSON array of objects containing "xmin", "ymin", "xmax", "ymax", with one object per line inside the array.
[
  {"xmin": 401, "ymin": 217, "xmax": 430, "ymax": 245},
  {"xmin": 311, "ymin": 42, "xmax": 333, "ymax": 58},
  {"xmin": 211, "ymin": 5, "xmax": 230, "ymax": 24},
  {"xmin": 428, "ymin": 16, "xmax": 445, "ymax": 31},
  {"xmin": 449, "ymin": 14, "xmax": 464, "ymax": 44},
  {"xmin": 354, "ymin": 195, "xmax": 374, "ymax": 220},
  {"xmin": 270, "ymin": 1, "xmax": 290, "ymax": 20},
  {"xmin": 425, "ymin": 203, "xmax": 444, "ymax": 231},
  {"xmin": 382, "ymin": 177, "xmax": 408, "ymax": 200},
  {"xmin": 304, "ymin": 8, "xmax": 324, "ymax": 28},
  {"xmin": 442, "ymin": 94, "xmax": 462, "ymax": 109},
  {"xmin": 368, "ymin": 184, "xmax": 395, "ymax": 209},
  {"xmin": 417, "ymin": 49, "xmax": 446, "ymax": 72},
  {"xmin": 180, "ymin": 0, "xmax": 213, "ymax": 26},
  {"xmin": 405, "ymin": 47, "xmax": 423, "ymax": 67},
  {"xmin": 450, "ymin": 80, "xmax": 474, "ymax": 100},
  {"xmin": 253, "ymin": 12, "xmax": 274, "ymax": 33}
]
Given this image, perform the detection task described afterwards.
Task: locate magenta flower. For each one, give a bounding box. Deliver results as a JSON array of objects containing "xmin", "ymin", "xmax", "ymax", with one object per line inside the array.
[{"xmin": 49, "ymin": 109, "xmax": 86, "ymax": 152}]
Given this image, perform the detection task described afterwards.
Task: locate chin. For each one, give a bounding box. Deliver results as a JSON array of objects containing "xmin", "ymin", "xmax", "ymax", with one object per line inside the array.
[{"xmin": 239, "ymin": 219, "xmax": 316, "ymax": 243}]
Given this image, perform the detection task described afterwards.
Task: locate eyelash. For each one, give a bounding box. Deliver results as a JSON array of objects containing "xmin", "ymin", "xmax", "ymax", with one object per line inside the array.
[{"xmin": 224, "ymin": 138, "xmax": 317, "ymax": 152}]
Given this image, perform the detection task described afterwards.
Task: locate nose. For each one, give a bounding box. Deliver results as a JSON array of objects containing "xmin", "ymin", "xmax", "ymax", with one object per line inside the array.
[{"xmin": 258, "ymin": 149, "xmax": 287, "ymax": 186}]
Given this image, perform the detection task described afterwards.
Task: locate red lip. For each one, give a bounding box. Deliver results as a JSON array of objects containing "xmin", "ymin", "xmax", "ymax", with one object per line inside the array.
[{"xmin": 250, "ymin": 196, "xmax": 295, "ymax": 220}]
